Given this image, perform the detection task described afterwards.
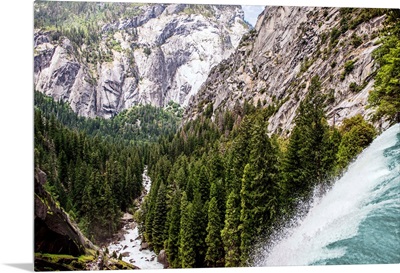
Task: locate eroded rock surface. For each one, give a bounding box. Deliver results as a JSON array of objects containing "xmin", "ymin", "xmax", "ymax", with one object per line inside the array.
[
  {"xmin": 34, "ymin": 4, "xmax": 250, "ymax": 118},
  {"xmin": 185, "ymin": 6, "xmax": 387, "ymax": 135}
]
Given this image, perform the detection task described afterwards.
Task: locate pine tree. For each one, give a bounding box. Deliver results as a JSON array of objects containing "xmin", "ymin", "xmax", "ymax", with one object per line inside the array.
[
  {"xmin": 205, "ymin": 197, "xmax": 224, "ymax": 267},
  {"xmin": 197, "ymin": 165, "xmax": 210, "ymax": 203},
  {"xmin": 191, "ymin": 190, "xmax": 208, "ymax": 267},
  {"xmin": 239, "ymin": 113, "xmax": 278, "ymax": 265},
  {"xmin": 282, "ymin": 76, "xmax": 331, "ymax": 204},
  {"xmin": 228, "ymin": 116, "xmax": 252, "ymax": 192},
  {"xmin": 179, "ymin": 192, "xmax": 195, "ymax": 268},
  {"xmin": 221, "ymin": 190, "xmax": 241, "ymax": 267},
  {"xmin": 166, "ymin": 189, "xmax": 181, "ymax": 268},
  {"xmin": 239, "ymin": 163, "xmax": 255, "ymax": 265},
  {"xmin": 152, "ymin": 183, "xmax": 168, "ymax": 254}
]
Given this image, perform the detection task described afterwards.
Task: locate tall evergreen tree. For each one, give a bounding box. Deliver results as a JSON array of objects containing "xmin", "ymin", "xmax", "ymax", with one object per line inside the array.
[
  {"xmin": 197, "ymin": 165, "xmax": 210, "ymax": 204},
  {"xmin": 205, "ymin": 197, "xmax": 224, "ymax": 267},
  {"xmin": 239, "ymin": 163, "xmax": 256, "ymax": 265},
  {"xmin": 221, "ymin": 190, "xmax": 241, "ymax": 267},
  {"xmin": 152, "ymin": 183, "xmax": 168, "ymax": 254},
  {"xmin": 179, "ymin": 192, "xmax": 196, "ymax": 268},
  {"xmin": 166, "ymin": 189, "xmax": 181, "ymax": 268},
  {"xmin": 191, "ymin": 190, "xmax": 208, "ymax": 267},
  {"xmin": 239, "ymin": 112, "xmax": 278, "ymax": 264},
  {"xmin": 282, "ymin": 76, "xmax": 331, "ymax": 204}
]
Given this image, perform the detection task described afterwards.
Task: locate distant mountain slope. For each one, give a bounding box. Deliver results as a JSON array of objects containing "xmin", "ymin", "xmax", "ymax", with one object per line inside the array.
[
  {"xmin": 185, "ymin": 7, "xmax": 397, "ymax": 135},
  {"xmin": 34, "ymin": 2, "xmax": 250, "ymax": 118}
]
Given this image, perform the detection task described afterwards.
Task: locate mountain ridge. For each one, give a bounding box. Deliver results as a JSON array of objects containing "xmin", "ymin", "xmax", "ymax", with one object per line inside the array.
[
  {"xmin": 34, "ymin": 2, "xmax": 250, "ymax": 118},
  {"xmin": 184, "ymin": 6, "xmax": 393, "ymax": 135}
]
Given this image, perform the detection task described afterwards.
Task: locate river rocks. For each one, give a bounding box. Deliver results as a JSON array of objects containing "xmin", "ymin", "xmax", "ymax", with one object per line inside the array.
[
  {"xmin": 140, "ymin": 242, "xmax": 149, "ymax": 251},
  {"xmin": 157, "ymin": 249, "xmax": 169, "ymax": 268}
]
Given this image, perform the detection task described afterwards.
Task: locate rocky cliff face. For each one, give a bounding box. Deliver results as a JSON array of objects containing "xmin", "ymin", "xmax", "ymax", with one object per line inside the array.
[
  {"xmin": 34, "ymin": 168, "xmax": 96, "ymax": 256},
  {"xmin": 185, "ymin": 6, "xmax": 388, "ymax": 135},
  {"xmin": 34, "ymin": 3, "xmax": 249, "ymax": 118}
]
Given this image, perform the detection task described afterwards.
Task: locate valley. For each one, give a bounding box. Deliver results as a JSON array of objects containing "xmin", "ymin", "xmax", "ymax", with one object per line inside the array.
[{"xmin": 33, "ymin": 2, "xmax": 400, "ymax": 270}]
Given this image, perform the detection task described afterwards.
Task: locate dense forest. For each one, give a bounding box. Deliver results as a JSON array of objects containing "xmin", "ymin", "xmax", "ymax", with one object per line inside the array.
[
  {"xmin": 137, "ymin": 76, "xmax": 378, "ymax": 267},
  {"xmin": 34, "ymin": 92, "xmax": 181, "ymax": 243},
  {"xmin": 33, "ymin": 6, "xmax": 399, "ymax": 269}
]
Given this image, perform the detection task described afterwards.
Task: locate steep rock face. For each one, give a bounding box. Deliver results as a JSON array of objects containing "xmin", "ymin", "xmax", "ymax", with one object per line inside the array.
[
  {"xmin": 34, "ymin": 3, "xmax": 249, "ymax": 118},
  {"xmin": 34, "ymin": 168, "xmax": 96, "ymax": 256},
  {"xmin": 185, "ymin": 6, "xmax": 387, "ymax": 135}
]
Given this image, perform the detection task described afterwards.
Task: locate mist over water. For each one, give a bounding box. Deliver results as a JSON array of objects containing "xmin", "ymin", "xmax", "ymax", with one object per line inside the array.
[{"xmin": 255, "ymin": 124, "xmax": 400, "ymax": 266}]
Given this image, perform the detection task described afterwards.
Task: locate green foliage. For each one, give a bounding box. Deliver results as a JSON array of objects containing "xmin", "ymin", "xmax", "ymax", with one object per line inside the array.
[
  {"xmin": 369, "ymin": 16, "xmax": 400, "ymax": 123},
  {"xmin": 282, "ymin": 76, "xmax": 333, "ymax": 203},
  {"xmin": 34, "ymin": 253, "xmax": 95, "ymax": 271},
  {"xmin": 34, "ymin": 1, "xmax": 144, "ymax": 47},
  {"xmin": 34, "ymin": 91, "xmax": 181, "ymax": 144},
  {"xmin": 152, "ymin": 183, "xmax": 168, "ymax": 254},
  {"xmin": 330, "ymin": 27, "xmax": 341, "ymax": 48},
  {"xmin": 335, "ymin": 115, "xmax": 376, "ymax": 172},
  {"xmin": 351, "ymin": 34, "xmax": 363, "ymax": 48},
  {"xmin": 34, "ymin": 6, "xmax": 390, "ymax": 260},
  {"xmin": 191, "ymin": 191, "xmax": 208, "ymax": 267},
  {"xmin": 340, "ymin": 59, "xmax": 357, "ymax": 80},
  {"xmin": 300, "ymin": 57, "xmax": 314, "ymax": 74},
  {"xmin": 339, "ymin": 8, "xmax": 387, "ymax": 31},
  {"xmin": 143, "ymin": 47, "xmax": 152, "ymax": 56},
  {"xmin": 179, "ymin": 4, "xmax": 224, "ymax": 19},
  {"xmin": 179, "ymin": 192, "xmax": 196, "ymax": 268},
  {"xmin": 221, "ymin": 191, "xmax": 241, "ymax": 267},
  {"xmin": 34, "ymin": 107, "xmax": 143, "ymax": 243},
  {"xmin": 344, "ymin": 59, "xmax": 357, "ymax": 73},
  {"xmin": 166, "ymin": 190, "xmax": 182, "ymax": 268},
  {"xmin": 205, "ymin": 197, "xmax": 224, "ymax": 267},
  {"xmin": 349, "ymin": 81, "xmax": 367, "ymax": 93}
]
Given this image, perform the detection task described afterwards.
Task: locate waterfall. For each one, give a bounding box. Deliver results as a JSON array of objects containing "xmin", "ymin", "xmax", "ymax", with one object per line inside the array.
[{"xmin": 255, "ymin": 123, "xmax": 400, "ymax": 266}]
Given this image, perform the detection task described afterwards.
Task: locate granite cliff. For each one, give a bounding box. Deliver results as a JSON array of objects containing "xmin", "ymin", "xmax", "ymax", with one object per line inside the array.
[
  {"xmin": 185, "ymin": 6, "xmax": 391, "ymax": 135},
  {"xmin": 34, "ymin": 2, "xmax": 249, "ymax": 118}
]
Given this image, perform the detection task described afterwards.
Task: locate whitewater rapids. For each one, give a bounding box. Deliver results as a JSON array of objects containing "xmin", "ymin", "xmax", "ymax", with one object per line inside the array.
[{"xmin": 255, "ymin": 123, "xmax": 400, "ymax": 266}]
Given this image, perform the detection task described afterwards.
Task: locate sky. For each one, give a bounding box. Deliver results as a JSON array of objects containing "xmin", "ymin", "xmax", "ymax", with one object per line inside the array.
[{"xmin": 242, "ymin": 5, "xmax": 266, "ymax": 26}]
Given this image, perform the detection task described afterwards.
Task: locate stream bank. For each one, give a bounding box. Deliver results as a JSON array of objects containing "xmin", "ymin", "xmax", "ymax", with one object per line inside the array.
[{"xmin": 106, "ymin": 167, "xmax": 164, "ymax": 269}]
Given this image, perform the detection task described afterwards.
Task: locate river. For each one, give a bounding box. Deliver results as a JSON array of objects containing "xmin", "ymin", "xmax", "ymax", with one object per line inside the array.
[{"xmin": 107, "ymin": 167, "xmax": 164, "ymax": 269}]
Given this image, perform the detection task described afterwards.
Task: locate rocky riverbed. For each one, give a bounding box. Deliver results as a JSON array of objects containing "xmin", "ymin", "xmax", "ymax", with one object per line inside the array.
[
  {"xmin": 107, "ymin": 214, "xmax": 163, "ymax": 269},
  {"xmin": 107, "ymin": 167, "xmax": 164, "ymax": 269}
]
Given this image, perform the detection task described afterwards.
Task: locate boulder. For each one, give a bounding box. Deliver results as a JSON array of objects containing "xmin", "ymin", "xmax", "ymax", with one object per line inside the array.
[
  {"xmin": 139, "ymin": 242, "xmax": 149, "ymax": 251},
  {"xmin": 157, "ymin": 249, "xmax": 169, "ymax": 268},
  {"xmin": 122, "ymin": 252, "xmax": 130, "ymax": 257}
]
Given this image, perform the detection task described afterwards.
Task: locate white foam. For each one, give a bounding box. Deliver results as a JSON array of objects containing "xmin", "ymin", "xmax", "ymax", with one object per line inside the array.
[{"xmin": 257, "ymin": 124, "xmax": 399, "ymax": 266}]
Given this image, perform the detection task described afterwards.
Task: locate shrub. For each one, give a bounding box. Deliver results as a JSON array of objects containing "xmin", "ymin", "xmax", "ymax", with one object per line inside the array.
[
  {"xmin": 349, "ymin": 82, "xmax": 358, "ymax": 92},
  {"xmin": 351, "ymin": 34, "xmax": 363, "ymax": 48},
  {"xmin": 335, "ymin": 115, "xmax": 376, "ymax": 172},
  {"xmin": 341, "ymin": 59, "xmax": 357, "ymax": 80},
  {"xmin": 143, "ymin": 47, "xmax": 151, "ymax": 56}
]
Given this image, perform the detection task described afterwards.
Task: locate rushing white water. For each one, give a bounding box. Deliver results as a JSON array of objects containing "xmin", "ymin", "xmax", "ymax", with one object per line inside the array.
[
  {"xmin": 107, "ymin": 167, "xmax": 164, "ymax": 269},
  {"xmin": 107, "ymin": 222, "xmax": 163, "ymax": 269},
  {"xmin": 256, "ymin": 123, "xmax": 400, "ymax": 266}
]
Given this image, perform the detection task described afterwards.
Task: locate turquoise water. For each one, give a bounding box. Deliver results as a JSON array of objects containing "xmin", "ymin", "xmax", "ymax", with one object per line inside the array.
[{"xmin": 257, "ymin": 124, "xmax": 400, "ymax": 266}]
